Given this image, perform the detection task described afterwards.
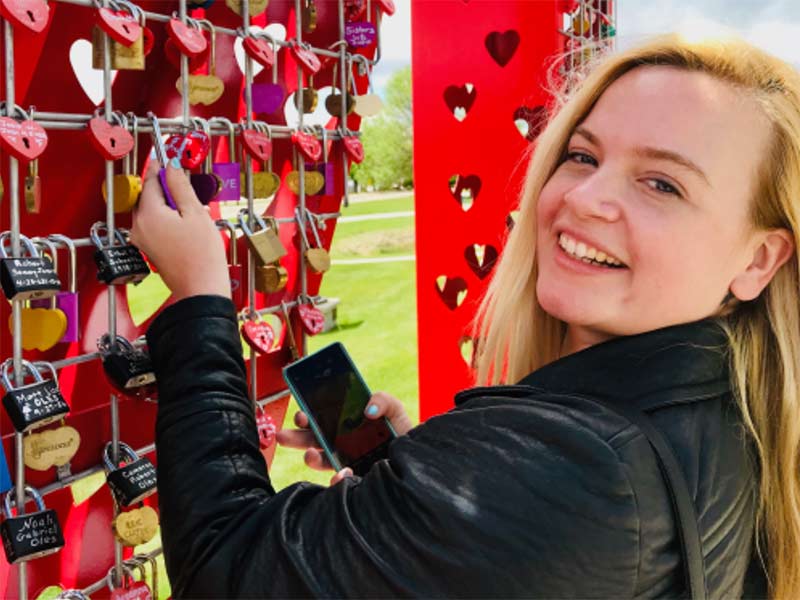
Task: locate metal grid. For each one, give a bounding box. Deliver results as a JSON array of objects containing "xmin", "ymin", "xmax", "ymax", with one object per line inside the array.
[
  {"xmin": 1, "ymin": 0, "xmax": 383, "ymax": 595},
  {"xmin": 558, "ymin": 0, "xmax": 617, "ymax": 79}
]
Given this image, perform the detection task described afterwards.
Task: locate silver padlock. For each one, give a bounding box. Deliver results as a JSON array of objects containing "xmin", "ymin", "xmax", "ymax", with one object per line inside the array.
[
  {"xmin": 1, "ymin": 485, "xmax": 65, "ymax": 563},
  {"xmin": 0, "ymin": 232, "xmax": 61, "ymax": 301},
  {"xmin": 103, "ymin": 441, "xmax": 158, "ymax": 507},
  {"xmin": 1, "ymin": 359, "xmax": 70, "ymax": 433}
]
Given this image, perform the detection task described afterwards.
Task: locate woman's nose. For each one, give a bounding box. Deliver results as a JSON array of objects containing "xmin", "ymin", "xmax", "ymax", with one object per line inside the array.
[{"xmin": 562, "ymin": 172, "xmax": 622, "ymax": 222}]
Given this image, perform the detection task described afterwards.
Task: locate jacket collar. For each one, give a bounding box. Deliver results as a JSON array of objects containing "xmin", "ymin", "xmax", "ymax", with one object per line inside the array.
[{"xmin": 457, "ymin": 318, "xmax": 731, "ymax": 412}]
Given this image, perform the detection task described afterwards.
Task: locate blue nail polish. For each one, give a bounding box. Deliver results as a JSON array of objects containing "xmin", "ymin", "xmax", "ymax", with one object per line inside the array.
[
  {"xmin": 170, "ymin": 156, "xmax": 182, "ymax": 169},
  {"xmin": 367, "ymin": 405, "xmax": 378, "ymax": 416},
  {"xmin": 149, "ymin": 147, "xmax": 157, "ymax": 160}
]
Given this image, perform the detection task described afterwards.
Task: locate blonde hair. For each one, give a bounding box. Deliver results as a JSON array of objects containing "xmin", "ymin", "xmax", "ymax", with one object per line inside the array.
[{"xmin": 473, "ymin": 34, "xmax": 800, "ymax": 598}]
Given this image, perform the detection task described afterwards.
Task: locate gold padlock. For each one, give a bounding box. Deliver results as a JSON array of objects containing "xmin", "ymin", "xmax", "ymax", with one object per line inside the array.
[
  {"xmin": 296, "ymin": 207, "xmax": 331, "ymax": 274},
  {"xmin": 302, "ymin": 0, "xmax": 317, "ymax": 33},
  {"xmin": 102, "ymin": 114, "xmax": 142, "ymax": 213},
  {"xmin": 238, "ymin": 211, "xmax": 287, "ymax": 266},
  {"xmin": 294, "ymin": 77, "xmax": 318, "ymax": 114},
  {"xmin": 25, "ymin": 158, "xmax": 41, "ymax": 214},
  {"xmin": 112, "ymin": 504, "xmax": 159, "ymax": 547},
  {"xmin": 226, "ymin": 0, "xmax": 268, "ymax": 17},
  {"xmin": 179, "ymin": 21, "xmax": 224, "ymax": 106},
  {"xmin": 255, "ymin": 262, "xmax": 288, "ymax": 293},
  {"xmin": 92, "ymin": 25, "xmax": 145, "ymax": 71}
]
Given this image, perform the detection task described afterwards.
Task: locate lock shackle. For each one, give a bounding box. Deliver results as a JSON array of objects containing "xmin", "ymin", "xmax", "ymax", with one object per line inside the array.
[
  {"xmin": 146, "ymin": 112, "xmax": 168, "ymax": 169},
  {"xmin": 0, "ymin": 358, "xmax": 44, "ymax": 392},
  {"xmin": 32, "ymin": 360, "xmax": 59, "ymax": 385},
  {"xmin": 103, "ymin": 440, "xmax": 140, "ymax": 473},
  {"xmin": 90, "ymin": 222, "xmax": 128, "ymax": 250},
  {"xmin": 127, "ymin": 112, "xmax": 140, "ymax": 174},
  {"xmin": 210, "ymin": 117, "xmax": 237, "ymax": 163},
  {"xmin": 0, "ymin": 102, "xmax": 30, "ymax": 121},
  {"xmin": 49, "ymin": 235, "xmax": 77, "ymax": 293},
  {"xmin": 97, "ymin": 332, "xmax": 136, "ymax": 356},
  {"xmin": 252, "ymin": 121, "xmax": 273, "ymax": 170},
  {"xmin": 215, "ymin": 219, "xmax": 238, "ymax": 265},
  {"xmin": 31, "ymin": 237, "xmax": 59, "ymax": 274},
  {"xmin": 114, "ymin": 0, "xmax": 143, "ymax": 26},
  {"xmin": 294, "ymin": 207, "xmax": 312, "ymax": 249},
  {"xmin": 106, "ymin": 562, "xmax": 137, "ymax": 592},
  {"xmin": 0, "ymin": 231, "xmax": 39, "ymax": 259},
  {"xmin": 191, "ymin": 116, "xmax": 213, "ymax": 171},
  {"xmin": 3, "ymin": 485, "xmax": 46, "ymax": 518},
  {"xmin": 304, "ymin": 207, "xmax": 325, "ymax": 248},
  {"xmin": 57, "ymin": 590, "xmax": 91, "ymax": 600},
  {"xmin": 237, "ymin": 209, "xmax": 269, "ymax": 237}
]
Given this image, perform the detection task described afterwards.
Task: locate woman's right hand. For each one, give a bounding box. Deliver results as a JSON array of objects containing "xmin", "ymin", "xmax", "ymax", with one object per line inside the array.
[{"xmin": 276, "ymin": 392, "xmax": 414, "ymax": 480}]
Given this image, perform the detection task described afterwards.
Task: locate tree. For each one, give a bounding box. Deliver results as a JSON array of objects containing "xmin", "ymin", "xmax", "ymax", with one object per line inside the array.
[{"xmin": 351, "ymin": 66, "xmax": 413, "ymax": 190}]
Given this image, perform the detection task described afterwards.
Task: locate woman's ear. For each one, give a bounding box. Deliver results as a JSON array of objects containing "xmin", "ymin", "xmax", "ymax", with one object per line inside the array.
[{"xmin": 729, "ymin": 228, "xmax": 795, "ymax": 301}]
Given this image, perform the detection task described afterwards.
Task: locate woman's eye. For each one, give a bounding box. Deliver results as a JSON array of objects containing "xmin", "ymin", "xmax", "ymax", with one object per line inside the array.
[
  {"xmin": 646, "ymin": 178, "xmax": 681, "ymax": 197},
  {"xmin": 565, "ymin": 151, "xmax": 597, "ymax": 166}
]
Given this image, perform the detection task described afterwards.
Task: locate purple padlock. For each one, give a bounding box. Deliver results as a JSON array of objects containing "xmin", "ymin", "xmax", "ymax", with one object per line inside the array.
[
  {"xmin": 249, "ymin": 84, "xmax": 285, "ymax": 115},
  {"xmin": 345, "ymin": 22, "xmax": 377, "ymax": 48},
  {"xmin": 210, "ymin": 117, "xmax": 242, "ymax": 202},
  {"xmin": 305, "ymin": 162, "xmax": 335, "ymax": 196}
]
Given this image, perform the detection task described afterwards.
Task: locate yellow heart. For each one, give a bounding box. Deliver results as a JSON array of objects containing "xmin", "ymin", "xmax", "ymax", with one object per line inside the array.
[
  {"xmin": 10, "ymin": 307, "xmax": 67, "ymax": 351},
  {"xmin": 354, "ymin": 94, "xmax": 383, "ymax": 117},
  {"xmin": 102, "ymin": 174, "xmax": 142, "ymax": 213},
  {"xmin": 286, "ymin": 171, "xmax": 325, "ymax": 195},
  {"xmin": 226, "ymin": 0, "xmax": 267, "ymax": 16},
  {"xmin": 251, "ymin": 172, "xmax": 281, "ymax": 198},
  {"xmin": 24, "ymin": 426, "xmax": 81, "ymax": 471},
  {"xmin": 178, "ymin": 75, "xmax": 225, "ymax": 106},
  {"xmin": 113, "ymin": 505, "xmax": 159, "ymax": 546}
]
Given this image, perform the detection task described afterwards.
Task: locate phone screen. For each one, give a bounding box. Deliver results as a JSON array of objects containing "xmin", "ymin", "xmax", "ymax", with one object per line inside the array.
[{"xmin": 283, "ymin": 343, "xmax": 394, "ymax": 471}]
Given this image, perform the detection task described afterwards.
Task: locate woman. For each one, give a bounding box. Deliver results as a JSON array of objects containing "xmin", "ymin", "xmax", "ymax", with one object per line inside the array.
[{"xmin": 132, "ymin": 34, "xmax": 799, "ymax": 598}]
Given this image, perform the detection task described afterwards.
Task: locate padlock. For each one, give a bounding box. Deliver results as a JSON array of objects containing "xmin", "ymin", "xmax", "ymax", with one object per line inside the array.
[
  {"xmin": 56, "ymin": 590, "xmax": 91, "ymax": 600},
  {"xmin": 216, "ymin": 220, "xmax": 244, "ymax": 310},
  {"xmin": 294, "ymin": 75, "xmax": 318, "ymax": 114},
  {"xmin": 50, "ymin": 234, "xmax": 80, "ymax": 343},
  {"xmin": 238, "ymin": 210, "xmax": 287, "ymax": 266},
  {"xmin": 112, "ymin": 504, "xmax": 159, "ymax": 546},
  {"xmin": 25, "ymin": 237, "xmax": 67, "ymax": 350},
  {"xmin": 24, "ymin": 157, "xmax": 41, "ymax": 214},
  {"xmin": 106, "ymin": 562, "xmax": 152, "ymax": 600},
  {"xmin": 1, "ymin": 485, "xmax": 65, "ymax": 564},
  {"xmin": 178, "ymin": 19, "xmax": 224, "ymax": 107},
  {"xmin": 255, "ymin": 262, "xmax": 288, "ymax": 294},
  {"xmin": 210, "ymin": 116, "xmax": 242, "ymax": 202},
  {"xmin": 296, "ymin": 207, "xmax": 331, "ymax": 273},
  {"xmin": 302, "ymin": 0, "xmax": 318, "ymax": 33},
  {"xmin": 91, "ymin": 0, "xmax": 145, "ymax": 71},
  {"xmin": 325, "ymin": 60, "xmax": 356, "ymax": 117},
  {"xmin": 247, "ymin": 122, "xmax": 281, "ymax": 199},
  {"xmin": 192, "ymin": 117, "xmax": 224, "ymax": 204},
  {"xmin": 98, "ymin": 334, "xmax": 156, "ymax": 395},
  {"xmin": 1, "ymin": 359, "xmax": 70, "ymax": 433},
  {"xmin": 91, "ymin": 222, "xmax": 150, "ymax": 285},
  {"xmin": 352, "ymin": 54, "xmax": 384, "ymax": 117},
  {"xmin": 279, "ymin": 302, "xmax": 301, "ymax": 361},
  {"xmin": 102, "ymin": 113, "xmax": 142, "ymax": 212},
  {"xmin": 103, "ymin": 442, "xmax": 158, "ymax": 507},
  {"xmin": 0, "ymin": 232, "xmax": 61, "ymax": 302}
]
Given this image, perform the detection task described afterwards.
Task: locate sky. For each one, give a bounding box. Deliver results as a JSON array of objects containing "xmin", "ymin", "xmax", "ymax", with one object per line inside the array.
[{"xmin": 372, "ymin": 0, "xmax": 800, "ymax": 95}]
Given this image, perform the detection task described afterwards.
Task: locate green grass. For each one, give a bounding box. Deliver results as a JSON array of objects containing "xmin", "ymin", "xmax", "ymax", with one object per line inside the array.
[{"xmin": 339, "ymin": 195, "xmax": 414, "ymax": 217}]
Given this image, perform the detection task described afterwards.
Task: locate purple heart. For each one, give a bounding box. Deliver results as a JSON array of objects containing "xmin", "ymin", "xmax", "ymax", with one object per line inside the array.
[
  {"xmin": 247, "ymin": 84, "xmax": 285, "ymax": 115},
  {"xmin": 345, "ymin": 22, "xmax": 377, "ymax": 47},
  {"xmin": 190, "ymin": 173, "xmax": 221, "ymax": 205}
]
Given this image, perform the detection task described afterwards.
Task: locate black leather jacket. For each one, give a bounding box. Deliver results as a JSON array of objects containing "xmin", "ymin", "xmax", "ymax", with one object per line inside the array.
[{"xmin": 147, "ymin": 296, "xmax": 768, "ymax": 598}]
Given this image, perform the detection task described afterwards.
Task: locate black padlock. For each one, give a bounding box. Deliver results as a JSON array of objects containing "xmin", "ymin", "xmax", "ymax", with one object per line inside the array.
[
  {"xmin": 1, "ymin": 359, "xmax": 70, "ymax": 433},
  {"xmin": 90, "ymin": 222, "xmax": 150, "ymax": 285},
  {"xmin": 103, "ymin": 442, "xmax": 158, "ymax": 507},
  {"xmin": 98, "ymin": 334, "xmax": 156, "ymax": 397},
  {"xmin": 1, "ymin": 485, "xmax": 65, "ymax": 564},
  {"xmin": 0, "ymin": 232, "xmax": 61, "ymax": 301}
]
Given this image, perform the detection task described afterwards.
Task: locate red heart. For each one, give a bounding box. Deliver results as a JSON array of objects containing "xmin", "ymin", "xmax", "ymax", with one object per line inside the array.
[
  {"xmin": 0, "ymin": 0, "xmax": 49, "ymax": 33},
  {"xmin": 241, "ymin": 129, "xmax": 273, "ymax": 162},
  {"xmin": 87, "ymin": 117, "xmax": 134, "ymax": 160},
  {"xmin": 375, "ymin": 0, "xmax": 395, "ymax": 15},
  {"xmin": 164, "ymin": 38, "xmax": 208, "ymax": 72},
  {"xmin": 343, "ymin": 136, "xmax": 364, "ymax": 163},
  {"xmin": 110, "ymin": 581, "xmax": 152, "ymax": 600},
  {"xmin": 296, "ymin": 304, "xmax": 325, "ymax": 335},
  {"xmin": 256, "ymin": 412, "xmax": 277, "ymax": 450},
  {"xmin": 291, "ymin": 130, "xmax": 322, "ymax": 163},
  {"xmin": 290, "ymin": 42, "xmax": 321, "ymax": 76},
  {"xmin": 242, "ymin": 319, "xmax": 275, "ymax": 354},
  {"xmin": 0, "ymin": 117, "xmax": 48, "ymax": 160},
  {"xmin": 243, "ymin": 37, "xmax": 275, "ymax": 69},
  {"xmin": 485, "ymin": 30, "xmax": 520, "ymax": 67},
  {"xmin": 166, "ymin": 17, "xmax": 208, "ymax": 58},
  {"xmin": 95, "ymin": 8, "xmax": 141, "ymax": 47},
  {"xmin": 165, "ymin": 130, "xmax": 210, "ymax": 169}
]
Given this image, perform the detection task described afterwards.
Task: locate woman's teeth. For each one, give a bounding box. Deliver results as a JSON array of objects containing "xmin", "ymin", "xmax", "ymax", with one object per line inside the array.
[{"xmin": 558, "ymin": 233, "xmax": 625, "ymax": 268}]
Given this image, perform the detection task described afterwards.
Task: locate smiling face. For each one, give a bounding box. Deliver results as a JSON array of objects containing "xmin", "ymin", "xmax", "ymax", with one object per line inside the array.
[{"xmin": 536, "ymin": 66, "xmax": 775, "ymax": 353}]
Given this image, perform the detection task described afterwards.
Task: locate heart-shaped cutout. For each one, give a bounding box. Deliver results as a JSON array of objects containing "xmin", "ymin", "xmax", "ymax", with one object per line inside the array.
[
  {"xmin": 95, "ymin": 7, "xmax": 141, "ymax": 46},
  {"xmin": 449, "ymin": 174, "xmax": 481, "ymax": 212},
  {"xmin": 11, "ymin": 307, "xmax": 67, "ymax": 350},
  {"xmin": 166, "ymin": 17, "xmax": 208, "ymax": 57},
  {"xmin": 353, "ymin": 93, "xmax": 383, "ymax": 117},
  {"xmin": 87, "ymin": 116, "xmax": 134, "ymax": 160},
  {"xmin": 242, "ymin": 318, "xmax": 275, "ymax": 354},
  {"xmin": 458, "ymin": 336, "xmax": 475, "ymax": 367},
  {"xmin": 23, "ymin": 426, "xmax": 81, "ymax": 471},
  {"xmin": 435, "ymin": 276, "xmax": 468, "ymax": 310},
  {"xmin": 113, "ymin": 505, "xmax": 159, "ymax": 546},
  {"xmin": 243, "ymin": 36, "xmax": 275, "ymax": 68},
  {"xmin": 345, "ymin": 21, "xmax": 377, "ymax": 47},
  {"xmin": 0, "ymin": 117, "xmax": 48, "ymax": 160},
  {"xmin": 291, "ymin": 130, "xmax": 322, "ymax": 162},
  {"xmin": 506, "ymin": 210, "xmax": 520, "ymax": 232},
  {"xmin": 251, "ymin": 84, "xmax": 286, "ymax": 115},
  {"xmin": 0, "ymin": 0, "xmax": 49, "ymax": 33},
  {"xmin": 296, "ymin": 303, "xmax": 326, "ymax": 335},
  {"xmin": 179, "ymin": 74, "xmax": 225, "ymax": 106},
  {"xmin": 443, "ymin": 83, "xmax": 476, "ymax": 122},
  {"xmin": 241, "ymin": 129, "xmax": 273, "ymax": 162},
  {"xmin": 70, "ymin": 39, "xmax": 118, "ymax": 105},
  {"xmin": 513, "ymin": 105, "xmax": 548, "ymax": 141},
  {"xmin": 284, "ymin": 85, "xmax": 335, "ymax": 128},
  {"xmin": 286, "ymin": 171, "xmax": 325, "ymax": 195},
  {"xmin": 485, "ymin": 30, "xmax": 520, "ymax": 67},
  {"xmin": 464, "ymin": 244, "xmax": 498, "ymax": 279}
]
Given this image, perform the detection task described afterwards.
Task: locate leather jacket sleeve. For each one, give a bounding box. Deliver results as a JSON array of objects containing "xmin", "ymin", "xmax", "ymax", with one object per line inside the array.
[{"xmin": 147, "ymin": 296, "xmax": 641, "ymax": 598}]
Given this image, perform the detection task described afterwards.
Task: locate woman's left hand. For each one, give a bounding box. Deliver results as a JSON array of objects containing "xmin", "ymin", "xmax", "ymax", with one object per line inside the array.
[{"xmin": 130, "ymin": 158, "xmax": 231, "ymax": 302}]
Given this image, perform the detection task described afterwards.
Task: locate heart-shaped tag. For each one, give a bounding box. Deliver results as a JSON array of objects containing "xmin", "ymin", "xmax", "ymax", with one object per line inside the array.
[
  {"xmin": 164, "ymin": 38, "xmax": 208, "ymax": 71},
  {"xmin": 0, "ymin": 0, "xmax": 49, "ymax": 33},
  {"xmin": 166, "ymin": 17, "xmax": 208, "ymax": 58},
  {"xmin": 345, "ymin": 22, "xmax": 376, "ymax": 47},
  {"xmin": 11, "ymin": 307, "xmax": 67, "ymax": 351},
  {"xmin": 113, "ymin": 505, "xmax": 159, "ymax": 546},
  {"xmin": 0, "ymin": 117, "xmax": 48, "ymax": 160},
  {"xmin": 256, "ymin": 412, "xmax": 277, "ymax": 450},
  {"xmin": 353, "ymin": 93, "xmax": 383, "ymax": 117},
  {"xmin": 250, "ymin": 171, "xmax": 281, "ymax": 198},
  {"xmin": 291, "ymin": 130, "xmax": 322, "ymax": 163},
  {"xmin": 95, "ymin": 7, "xmax": 141, "ymax": 46},
  {"xmin": 242, "ymin": 318, "xmax": 275, "ymax": 354},
  {"xmin": 285, "ymin": 171, "xmax": 325, "ymax": 195},
  {"xmin": 87, "ymin": 116, "xmax": 134, "ymax": 160},
  {"xmin": 290, "ymin": 41, "xmax": 321, "ymax": 76},
  {"xmin": 23, "ymin": 426, "xmax": 81, "ymax": 471},
  {"xmin": 241, "ymin": 129, "xmax": 273, "ymax": 162},
  {"xmin": 179, "ymin": 74, "xmax": 225, "ymax": 106},
  {"xmin": 243, "ymin": 37, "xmax": 275, "ymax": 68},
  {"xmin": 165, "ymin": 130, "xmax": 210, "ymax": 169},
  {"xmin": 343, "ymin": 136, "xmax": 364, "ymax": 163},
  {"xmin": 296, "ymin": 303, "xmax": 325, "ymax": 335},
  {"xmin": 111, "ymin": 581, "xmax": 152, "ymax": 600}
]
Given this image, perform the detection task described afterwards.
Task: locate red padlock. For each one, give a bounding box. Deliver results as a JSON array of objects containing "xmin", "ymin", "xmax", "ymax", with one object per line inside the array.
[
  {"xmin": 0, "ymin": 0, "xmax": 49, "ymax": 33},
  {"xmin": 165, "ymin": 17, "xmax": 208, "ymax": 58},
  {"xmin": 243, "ymin": 35, "xmax": 275, "ymax": 69},
  {"xmin": 87, "ymin": 113, "xmax": 134, "ymax": 161},
  {"xmin": 216, "ymin": 220, "xmax": 244, "ymax": 311},
  {"xmin": 165, "ymin": 130, "xmax": 210, "ymax": 170},
  {"xmin": 292, "ymin": 128, "xmax": 322, "ymax": 163},
  {"xmin": 241, "ymin": 311, "xmax": 275, "ymax": 355},
  {"xmin": 241, "ymin": 126, "xmax": 273, "ymax": 162},
  {"xmin": 342, "ymin": 131, "xmax": 365, "ymax": 163},
  {"xmin": 290, "ymin": 40, "xmax": 322, "ymax": 76}
]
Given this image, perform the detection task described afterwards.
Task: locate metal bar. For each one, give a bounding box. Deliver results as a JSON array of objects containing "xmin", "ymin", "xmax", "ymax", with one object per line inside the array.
[
  {"xmin": 81, "ymin": 545, "xmax": 164, "ymax": 596},
  {"xmin": 256, "ymin": 388, "xmax": 290, "ymax": 409}
]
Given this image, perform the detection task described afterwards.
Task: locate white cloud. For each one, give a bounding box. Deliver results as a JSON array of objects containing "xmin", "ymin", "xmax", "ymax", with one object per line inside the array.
[{"xmin": 377, "ymin": 0, "xmax": 411, "ymax": 62}]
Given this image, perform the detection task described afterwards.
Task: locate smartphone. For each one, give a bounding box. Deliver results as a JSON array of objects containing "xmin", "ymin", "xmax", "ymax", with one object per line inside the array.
[{"xmin": 282, "ymin": 342, "xmax": 397, "ymax": 476}]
